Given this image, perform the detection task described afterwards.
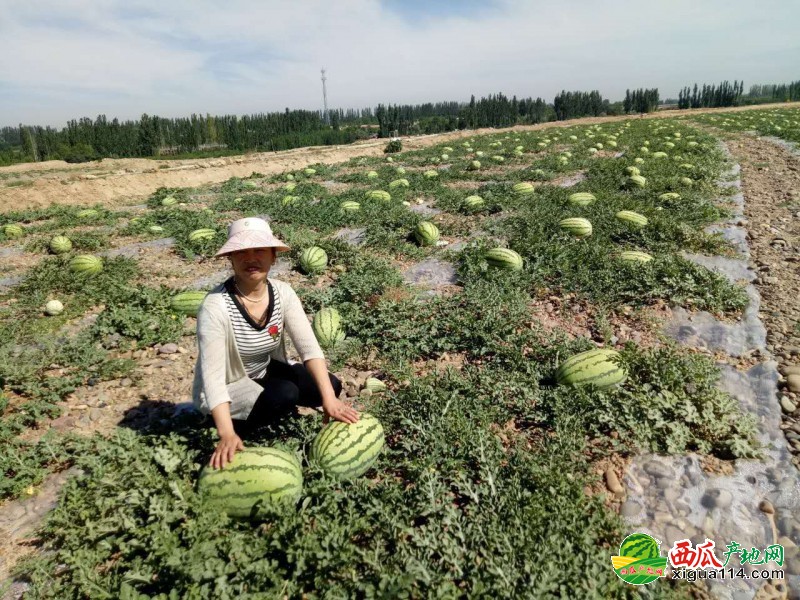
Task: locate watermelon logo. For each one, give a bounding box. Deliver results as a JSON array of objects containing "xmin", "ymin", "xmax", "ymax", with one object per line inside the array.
[{"xmin": 611, "ymin": 533, "xmax": 668, "ymax": 585}]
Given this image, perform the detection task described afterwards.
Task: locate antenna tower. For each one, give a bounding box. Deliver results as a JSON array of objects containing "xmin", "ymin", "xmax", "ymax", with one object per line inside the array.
[{"xmin": 321, "ymin": 68, "xmax": 329, "ymax": 124}]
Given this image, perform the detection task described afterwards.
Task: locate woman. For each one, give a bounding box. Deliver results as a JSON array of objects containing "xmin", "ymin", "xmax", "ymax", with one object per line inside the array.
[{"xmin": 192, "ymin": 217, "xmax": 359, "ymax": 470}]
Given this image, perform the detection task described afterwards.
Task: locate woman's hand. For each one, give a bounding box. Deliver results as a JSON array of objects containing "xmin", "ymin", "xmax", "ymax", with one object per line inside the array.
[
  {"xmin": 210, "ymin": 432, "xmax": 244, "ymax": 469},
  {"xmin": 322, "ymin": 397, "xmax": 359, "ymax": 424}
]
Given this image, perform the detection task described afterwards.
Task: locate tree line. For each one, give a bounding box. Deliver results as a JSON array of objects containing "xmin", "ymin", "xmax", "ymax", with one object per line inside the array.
[
  {"xmin": 623, "ymin": 88, "xmax": 660, "ymax": 114},
  {"xmin": 677, "ymin": 80, "xmax": 744, "ymax": 109},
  {"xmin": 746, "ymin": 81, "xmax": 800, "ymax": 102}
]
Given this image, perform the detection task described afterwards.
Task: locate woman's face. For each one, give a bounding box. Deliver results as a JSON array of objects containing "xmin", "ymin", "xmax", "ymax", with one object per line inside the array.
[{"xmin": 228, "ymin": 247, "xmax": 275, "ymax": 284}]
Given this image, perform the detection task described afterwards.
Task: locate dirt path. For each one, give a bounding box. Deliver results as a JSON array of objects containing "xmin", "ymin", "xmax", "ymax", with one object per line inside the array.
[
  {"xmin": 2, "ymin": 102, "xmax": 798, "ymax": 213},
  {"xmin": 719, "ymin": 132, "xmax": 800, "ymax": 464}
]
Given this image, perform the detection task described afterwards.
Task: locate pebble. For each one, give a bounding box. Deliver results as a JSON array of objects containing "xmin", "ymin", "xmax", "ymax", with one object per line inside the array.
[
  {"xmin": 158, "ymin": 343, "xmax": 179, "ymax": 355},
  {"xmin": 786, "ymin": 374, "xmax": 800, "ymax": 393},
  {"xmin": 758, "ymin": 499, "xmax": 775, "ymax": 514},
  {"xmin": 119, "ymin": 378, "xmax": 133, "ymax": 387},
  {"xmin": 643, "ymin": 461, "xmax": 674, "ymax": 479},
  {"xmin": 781, "ymin": 397, "xmax": 798, "ymax": 415},
  {"xmin": 89, "ymin": 408, "xmax": 103, "ymax": 422},
  {"xmin": 782, "ymin": 365, "xmax": 800, "ymax": 377},
  {"xmin": 700, "ymin": 488, "xmax": 732, "ymax": 510},
  {"xmin": 620, "ymin": 501, "xmax": 641, "ymax": 517},
  {"xmin": 604, "ymin": 469, "xmax": 624, "ymax": 494}
]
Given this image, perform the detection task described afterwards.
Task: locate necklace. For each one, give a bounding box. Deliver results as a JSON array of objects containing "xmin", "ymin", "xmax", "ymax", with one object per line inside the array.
[{"xmin": 234, "ymin": 280, "xmax": 268, "ymax": 303}]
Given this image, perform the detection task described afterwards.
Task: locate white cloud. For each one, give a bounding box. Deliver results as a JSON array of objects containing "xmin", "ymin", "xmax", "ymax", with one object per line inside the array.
[{"xmin": 0, "ymin": 0, "xmax": 798, "ymax": 125}]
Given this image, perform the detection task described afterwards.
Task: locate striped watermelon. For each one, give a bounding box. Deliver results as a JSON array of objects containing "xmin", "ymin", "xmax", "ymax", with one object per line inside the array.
[
  {"xmin": 171, "ymin": 291, "xmax": 208, "ymax": 317},
  {"xmin": 299, "ymin": 246, "xmax": 328, "ymax": 274},
  {"xmin": 284, "ymin": 182, "xmax": 297, "ymax": 192},
  {"xmin": 659, "ymin": 192, "xmax": 681, "ymax": 202},
  {"xmin": 423, "ymin": 170, "xmax": 439, "ymax": 179},
  {"xmin": 148, "ymin": 225, "xmax": 165, "ymax": 234},
  {"xmin": 619, "ymin": 534, "xmax": 659, "ymax": 559},
  {"xmin": 466, "ymin": 160, "xmax": 481, "ymax": 171},
  {"xmin": 309, "ymin": 413, "xmax": 385, "ymax": 479},
  {"xmin": 617, "ymin": 251, "xmax": 653, "ymax": 263},
  {"xmin": 3, "ymin": 224, "xmax": 24, "ymax": 239},
  {"xmin": 463, "ymin": 195, "xmax": 485, "ymax": 210},
  {"xmin": 365, "ymin": 190, "xmax": 391, "ymax": 202},
  {"xmin": 492, "ymin": 155, "xmax": 505, "ymax": 163},
  {"xmin": 568, "ymin": 192, "xmax": 596, "ymax": 206},
  {"xmin": 303, "ymin": 168, "xmax": 316, "ymax": 175},
  {"xmin": 395, "ymin": 167, "xmax": 406, "ymax": 175},
  {"xmin": 624, "ymin": 166, "xmax": 641, "ymax": 177},
  {"xmin": 414, "ymin": 221, "xmax": 440, "ymax": 246},
  {"xmin": 242, "ymin": 180, "xmax": 258, "ymax": 189},
  {"xmin": 285, "ymin": 174, "xmax": 295, "ymax": 181},
  {"xmin": 340, "ymin": 200, "xmax": 361, "ymax": 213},
  {"xmin": 556, "ymin": 348, "xmax": 626, "ymax": 390},
  {"xmin": 198, "ymin": 447, "xmax": 302, "ymax": 518},
  {"xmin": 49, "ymin": 235, "xmax": 72, "ymax": 254},
  {"xmin": 616, "ymin": 211, "xmax": 648, "ymax": 227},
  {"xmin": 389, "ymin": 178, "xmax": 410, "ymax": 189},
  {"xmin": 367, "ymin": 171, "xmax": 379, "ymax": 179},
  {"xmin": 161, "ymin": 196, "xmax": 177, "ymax": 207},
  {"xmin": 626, "ymin": 175, "xmax": 647, "ymax": 189},
  {"xmin": 312, "ymin": 308, "xmax": 345, "ymax": 348},
  {"xmin": 282, "ymin": 195, "xmax": 300, "ymax": 207},
  {"xmin": 679, "ymin": 177, "xmax": 694, "ymax": 187},
  {"xmin": 70, "ymin": 254, "xmax": 103, "ymax": 276},
  {"xmin": 513, "ymin": 182, "xmax": 535, "ymax": 195},
  {"xmin": 559, "ymin": 217, "xmax": 593, "ymax": 238},
  {"xmin": 188, "ymin": 228, "xmax": 217, "ymax": 242},
  {"xmin": 652, "ymin": 152, "xmax": 668, "ymax": 159},
  {"xmin": 364, "ymin": 378, "xmax": 386, "ymax": 393},
  {"xmin": 77, "ymin": 209, "xmax": 100, "ymax": 218},
  {"xmin": 485, "ymin": 248, "xmax": 523, "ymax": 271},
  {"xmin": 679, "ymin": 163, "xmax": 694, "ymax": 170}
]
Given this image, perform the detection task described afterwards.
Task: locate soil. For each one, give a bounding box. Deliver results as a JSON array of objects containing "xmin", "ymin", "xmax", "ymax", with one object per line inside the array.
[{"xmin": 2, "ymin": 102, "xmax": 798, "ymax": 214}]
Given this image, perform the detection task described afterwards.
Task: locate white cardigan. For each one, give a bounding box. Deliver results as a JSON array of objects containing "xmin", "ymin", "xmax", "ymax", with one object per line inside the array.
[{"xmin": 192, "ymin": 278, "xmax": 325, "ymax": 420}]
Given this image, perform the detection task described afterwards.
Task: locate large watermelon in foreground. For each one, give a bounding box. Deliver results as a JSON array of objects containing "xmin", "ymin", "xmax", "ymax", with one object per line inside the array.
[
  {"xmin": 556, "ymin": 348, "xmax": 626, "ymax": 390},
  {"xmin": 69, "ymin": 254, "xmax": 103, "ymax": 276},
  {"xmin": 198, "ymin": 447, "xmax": 303, "ymax": 519},
  {"xmin": 485, "ymin": 248, "xmax": 523, "ymax": 271},
  {"xmin": 309, "ymin": 413, "xmax": 385, "ymax": 479}
]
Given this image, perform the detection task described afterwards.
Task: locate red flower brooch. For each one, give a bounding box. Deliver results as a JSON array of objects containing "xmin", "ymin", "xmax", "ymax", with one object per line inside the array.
[{"xmin": 267, "ymin": 324, "xmax": 280, "ymax": 340}]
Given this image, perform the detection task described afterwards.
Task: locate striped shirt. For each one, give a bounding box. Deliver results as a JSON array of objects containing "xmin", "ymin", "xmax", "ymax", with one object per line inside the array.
[{"xmin": 223, "ymin": 278, "xmax": 283, "ymax": 379}]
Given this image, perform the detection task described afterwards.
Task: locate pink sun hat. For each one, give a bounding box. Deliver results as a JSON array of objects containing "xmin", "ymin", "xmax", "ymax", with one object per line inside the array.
[{"xmin": 214, "ymin": 217, "xmax": 290, "ymax": 257}]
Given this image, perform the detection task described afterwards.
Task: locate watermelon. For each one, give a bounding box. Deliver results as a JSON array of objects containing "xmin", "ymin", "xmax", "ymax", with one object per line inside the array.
[
  {"xmin": 513, "ymin": 182, "xmax": 535, "ymax": 195},
  {"xmin": 284, "ymin": 182, "xmax": 297, "ymax": 192},
  {"xmin": 619, "ymin": 534, "xmax": 660, "ymax": 559},
  {"xmin": 69, "ymin": 254, "xmax": 103, "ymax": 276},
  {"xmin": 309, "ymin": 413, "xmax": 385, "ymax": 479},
  {"xmin": 395, "ymin": 167, "xmax": 406, "ymax": 175},
  {"xmin": 423, "ymin": 170, "xmax": 439, "ymax": 179},
  {"xmin": 679, "ymin": 163, "xmax": 694, "ymax": 170},
  {"xmin": 588, "ymin": 147, "xmax": 598, "ymax": 154},
  {"xmin": 616, "ymin": 211, "xmax": 648, "ymax": 227},
  {"xmin": 188, "ymin": 228, "xmax": 217, "ymax": 242},
  {"xmin": 634, "ymin": 157, "xmax": 645, "ymax": 164},
  {"xmin": 242, "ymin": 180, "xmax": 258, "ymax": 189},
  {"xmin": 568, "ymin": 192, "xmax": 596, "ymax": 207},
  {"xmin": 303, "ymin": 168, "xmax": 316, "ymax": 175},
  {"xmin": 148, "ymin": 225, "xmax": 165, "ymax": 234},
  {"xmin": 617, "ymin": 250, "xmax": 653, "ymax": 263},
  {"xmin": 365, "ymin": 190, "xmax": 391, "ymax": 202},
  {"xmin": 624, "ymin": 166, "xmax": 641, "ymax": 177},
  {"xmin": 171, "ymin": 291, "xmax": 208, "ymax": 317},
  {"xmin": 492, "ymin": 155, "xmax": 505, "ymax": 163},
  {"xmin": 475, "ymin": 151, "xmax": 485, "ymax": 157},
  {"xmin": 77, "ymin": 209, "xmax": 100, "ymax": 218},
  {"xmin": 285, "ymin": 174, "xmax": 295, "ymax": 181},
  {"xmin": 367, "ymin": 171, "xmax": 379, "ymax": 179},
  {"xmin": 485, "ymin": 248, "xmax": 523, "ymax": 271},
  {"xmin": 559, "ymin": 217, "xmax": 593, "ymax": 238},
  {"xmin": 49, "ymin": 235, "xmax": 72, "ymax": 254},
  {"xmin": 466, "ymin": 160, "xmax": 481, "ymax": 171},
  {"xmin": 44, "ymin": 300, "xmax": 64, "ymax": 316},
  {"xmin": 364, "ymin": 378, "xmax": 386, "ymax": 393},
  {"xmin": 282, "ymin": 195, "xmax": 300, "ymax": 207},
  {"xmin": 664, "ymin": 141, "xmax": 675, "ymax": 149},
  {"xmin": 161, "ymin": 196, "xmax": 177, "ymax": 207},
  {"xmin": 3, "ymin": 224, "xmax": 24, "ymax": 239},
  {"xmin": 556, "ymin": 348, "xmax": 626, "ymax": 390},
  {"xmin": 441, "ymin": 154, "xmax": 449, "ymax": 160},
  {"xmin": 389, "ymin": 178, "xmax": 410, "ymax": 189},
  {"xmin": 626, "ymin": 175, "xmax": 646, "ymax": 189},
  {"xmin": 340, "ymin": 200, "xmax": 361, "ymax": 213},
  {"xmin": 679, "ymin": 177, "xmax": 694, "ymax": 187},
  {"xmin": 463, "ymin": 195, "xmax": 485, "ymax": 210},
  {"xmin": 652, "ymin": 151, "xmax": 668, "ymax": 159},
  {"xmin": 299, "ymin": 246, "xmax": 328, "ymax": 274},
  {"xmin": 197, "ymin": 447, "xmax": 303, "ymax": 518},
  {"xmin": 313, "ymin": 308, "xmax": 345, "ymax": 348},
  {"xmin": 414, "ymin": 221, "xmax": 440, "ymax": 246},
  {"xmin": 659, "ymin": 192, "xmax": 681, "ymax": 202}
]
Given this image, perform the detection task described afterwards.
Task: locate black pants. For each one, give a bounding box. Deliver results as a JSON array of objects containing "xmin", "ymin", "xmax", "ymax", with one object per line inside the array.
[{"xmin": 232, "ymin": 360, "xmax": 342, "ymax": 436}]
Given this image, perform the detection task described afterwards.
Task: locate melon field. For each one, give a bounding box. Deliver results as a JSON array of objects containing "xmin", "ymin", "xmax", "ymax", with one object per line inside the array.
[{"xmin": 1, "ymin": 110, "xmax": 799, "ymax": 599}]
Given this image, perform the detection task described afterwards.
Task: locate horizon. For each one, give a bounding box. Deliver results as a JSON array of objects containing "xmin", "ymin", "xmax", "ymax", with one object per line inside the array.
[{"xmin": 1, "ymin": 0, "xmax": 798, "ymax": 129}]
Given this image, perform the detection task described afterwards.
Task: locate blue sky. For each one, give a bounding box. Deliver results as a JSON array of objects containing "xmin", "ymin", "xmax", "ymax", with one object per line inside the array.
[{"xmin": 0, "ymin": 0, "xmax": 798, "ymax": 127}]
